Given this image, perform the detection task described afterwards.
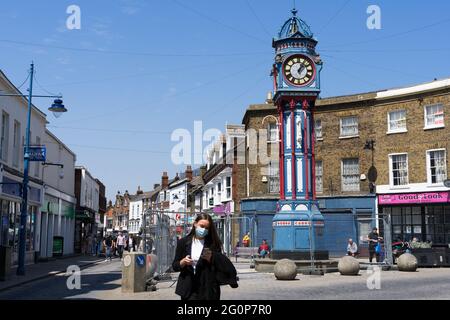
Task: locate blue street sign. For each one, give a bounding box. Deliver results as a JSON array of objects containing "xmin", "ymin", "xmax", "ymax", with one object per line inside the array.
[
  {"xmin": 26, "ymin": 146, "xmax": 46, "ymax": 162},
  {"xmin": 136, "ymin": 255, "xmax": 145, "ymax": 267}
]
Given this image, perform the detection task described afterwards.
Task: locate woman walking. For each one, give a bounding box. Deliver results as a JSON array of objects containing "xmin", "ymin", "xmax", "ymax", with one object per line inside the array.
[{"xmin": 172, "ymin": 213, "xmax": 238, "ymax": 300}]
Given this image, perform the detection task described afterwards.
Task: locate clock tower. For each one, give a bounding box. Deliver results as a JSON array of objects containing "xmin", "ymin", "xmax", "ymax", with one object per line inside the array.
[{"xmin": 271, "ymin": 8, "xmax": 328, "ymax": 260}]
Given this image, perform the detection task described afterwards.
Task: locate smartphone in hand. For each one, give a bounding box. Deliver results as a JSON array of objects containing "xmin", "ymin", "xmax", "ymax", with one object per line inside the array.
[{"xmin": 201, "ymin": 247, "xmax": 212, "ymax": 262}]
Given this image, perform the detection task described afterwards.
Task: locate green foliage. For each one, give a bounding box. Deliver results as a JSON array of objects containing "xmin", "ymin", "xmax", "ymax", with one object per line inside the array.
[{"xmin": 410, "ymin": 241, "xmax": 432, "ymax": 249}]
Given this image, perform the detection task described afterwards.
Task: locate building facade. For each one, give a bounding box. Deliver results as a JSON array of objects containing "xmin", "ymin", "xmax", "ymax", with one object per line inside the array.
[
  {"xmin": 39, "ymin": 130, "xmax": 77, "ymax": 259},
  {"xmin": 0, "ymin": 70, "xmax": 46, "ymax": 265},
  {"xmin": 239, "ymin": 77, "xmax": 450, "ymax": 256},
  {"xmin": 74, "ymin": 166, "xmax": 100, "ymax": 253},
  {"xmin": 371, "ymin": 79, "xmax": 450, "ymax": 245},
  {"xmin": 112, "ymin": 190, "xmax": 130, "ymax": 233}
]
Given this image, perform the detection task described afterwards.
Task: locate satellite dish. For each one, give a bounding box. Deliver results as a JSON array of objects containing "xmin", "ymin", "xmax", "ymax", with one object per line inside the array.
[{"xmin": 444, "ymin": 180, "xmax": 450, "ymax": 188}]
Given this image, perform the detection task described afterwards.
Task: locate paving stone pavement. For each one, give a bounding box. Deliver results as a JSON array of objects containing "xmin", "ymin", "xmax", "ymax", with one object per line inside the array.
[{"xmin": 1, "ymin": 258, "xmax": 450, "ymax": 300}]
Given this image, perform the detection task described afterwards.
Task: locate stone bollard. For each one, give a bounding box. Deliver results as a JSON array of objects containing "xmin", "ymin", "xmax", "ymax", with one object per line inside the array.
[
  {"xmin": 397, "ymin": 253, "xmax": 418, "ymax": 272},
  {"xmin": 122, "ymin": 252, "xmax": 148, "ymax": 293},
  {"xmin": 274, "ymin": 259, "xmax": 297, "ymax": 280},
  {"xmin": 338, "ymin": 256, "xmax": 360, "ymax": 276}
]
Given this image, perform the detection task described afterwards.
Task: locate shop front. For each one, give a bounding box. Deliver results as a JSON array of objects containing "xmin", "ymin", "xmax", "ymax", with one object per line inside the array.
[
  {"xmin": 379, "ymin": 191, "xmax": 450, "ymax": 245},
  {"xmin": 74, "ymin": 209, "xmax": 95, "ymax": 254},
  {"xmin": 39, "ymin": 192, "xmax": 76, "ymax": 259},
  {"xmin": 0, "ymin": 176, "xmax": 42, "ymax": 266}
]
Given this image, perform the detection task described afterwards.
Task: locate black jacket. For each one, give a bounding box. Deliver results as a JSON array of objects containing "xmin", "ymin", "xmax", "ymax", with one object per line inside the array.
[
  {"xmin": 172, "ymin": 235, "xmax": 238, "ymax": 300},
  {"xmin": 368, "ymin": 232, "xmax": 380, "ymax": 250}
]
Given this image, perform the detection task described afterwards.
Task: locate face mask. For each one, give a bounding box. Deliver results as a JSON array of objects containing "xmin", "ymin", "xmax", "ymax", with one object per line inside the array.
[{"xmin": 195, "ymin": 227, "xmax": 208, "ymax": 238}]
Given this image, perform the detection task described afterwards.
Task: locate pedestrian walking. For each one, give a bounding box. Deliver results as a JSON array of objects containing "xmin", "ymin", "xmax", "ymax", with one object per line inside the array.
[
  {"xmin": 92, "ymin": 235, "xmax": 98, "ymax": 256},
  {"xmin": 112, "ymin": 233, "xmax": 118, "ymax": 257},
  {"xmin": 368, "ymin": 228, "xmax": 383, "ymax": 263},
  {"xmin": 103, "ymin": 234, "xmax": 113, "ymax": 261},
  {"xmin": 116, "ymin": 232, "xmax": 125, "ymax": 260},
  {"xmin": 82, "ymin": 234, "xmax": 88, "ymax": 255},
  {"xmin": 128, "ymin": 236, "xmax": 134, "ymax": 252},
  {"xmin": 172, "ymin": 213, "xmax": 238, "ymax": 301}
]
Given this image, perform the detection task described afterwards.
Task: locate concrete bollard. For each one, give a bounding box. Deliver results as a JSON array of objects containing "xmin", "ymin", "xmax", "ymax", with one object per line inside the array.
[
  {"xmin": 274, "ymin": 259, "xmax": 297, "ymax": 280},
  {"xmin": 338, "ymin": 256, "xmax": 360, "ymax": 276},
  {"xmin": 122, "ymin": 252, "xmax": 148, "ymax": 293},
  {"xmin": 397, "ymin": 253, "xmax": 418, "ymax": 272}
]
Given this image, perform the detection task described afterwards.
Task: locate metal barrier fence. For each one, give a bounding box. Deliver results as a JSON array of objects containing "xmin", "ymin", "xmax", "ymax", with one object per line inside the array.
[
  {"xmin": 309, "ymin": 213, "xmax": 393, "ymax": 269},
  {"xmin": 140, "ymin": 210, "xmax": 260, "ymax": 271},
  {"xmin": 141, "ymin": 209, "xmax": 392, "ymax": 277},
  {"xmin": 141, "ymin": 210, "xmax": 177, "ymax": 276}
]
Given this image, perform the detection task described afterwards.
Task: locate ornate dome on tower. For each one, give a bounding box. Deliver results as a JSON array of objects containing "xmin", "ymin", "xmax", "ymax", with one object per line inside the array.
[{"xmin": 276, "ymin": 8, "xmax": 313, "ymax": 40}]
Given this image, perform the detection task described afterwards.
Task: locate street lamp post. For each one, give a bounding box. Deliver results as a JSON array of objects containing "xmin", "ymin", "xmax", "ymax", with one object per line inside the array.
[{"xmin": 0, "ymin": 62, "xmax": 67, "ymax": 275}]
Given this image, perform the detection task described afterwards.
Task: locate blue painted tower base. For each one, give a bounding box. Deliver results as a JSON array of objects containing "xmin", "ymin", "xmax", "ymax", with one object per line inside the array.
[{"xmin": 271, "ymin": 200, "xmax": 329, "ymax": 260}]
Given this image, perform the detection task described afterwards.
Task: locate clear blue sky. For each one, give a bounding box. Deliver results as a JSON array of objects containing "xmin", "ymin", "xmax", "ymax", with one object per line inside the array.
[{"xmin": 1, "ymin": 0, "xmax": 449, "ymax": 202}]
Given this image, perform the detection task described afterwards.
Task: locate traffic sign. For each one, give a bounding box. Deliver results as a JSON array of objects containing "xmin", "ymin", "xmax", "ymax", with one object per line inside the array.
[
  {"xmin": 136, "ymin": 255, "xmax": 145, "ymax": 267},
  {"xmin": 444, "ymin": 180, "xmax": 450, "ymax": 188}
]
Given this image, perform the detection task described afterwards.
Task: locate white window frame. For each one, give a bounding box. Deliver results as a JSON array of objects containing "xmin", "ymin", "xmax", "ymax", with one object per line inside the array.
[
  {"xmin": 387, "ymin": 110, "xmax": 407, "ymax": 134},
  {"xmin": 217, "ymin": 182, "xmax": 222, "ymax": 199},
  {"xmin": 267, "ymin": 122, "xmax": 278, "ymax": 143},
  {"xmin": 268, "ymin": 161, "xmax": 280, "ymax": 194},
  {"xmin": 225, "ymin": 176, "xmax": 232, "ymax": 200},
  {"xmin": 12, "ymin": 120, "xmax": 21, "ymax": 168},
  {"xmin": 389, "ymin": 153, "xmax": 409, "ymax": 188},
  {"xmin": 1, "ymin": 111, "xmax": 9, "ymax": 162},
  {"xmin": 341, "ymin": 158, "xmax": 360, "ymax": 192},
  {"xmin": 315, "ymin": 160, "xmax": 323, "ymax": 194},
  {"xmin": 424, "ymin": 104, "xmax": 445, "ymax": 130},
  {"xmin": 426, "ymin": 149, "xmax": 447, "ymax": 185},
  {"xmin": 339, "ymin": 116, "xmax": 359, "ymax": 139},
  {"xmin": 315, "ymin": 119, "xmax": 323, "ymax": 141}
]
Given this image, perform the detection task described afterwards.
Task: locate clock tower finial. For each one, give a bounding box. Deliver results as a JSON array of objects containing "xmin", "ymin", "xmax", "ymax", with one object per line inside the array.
[{"xmin": 292, "ymin": 8, "xmax": 297, "ymax": 17}]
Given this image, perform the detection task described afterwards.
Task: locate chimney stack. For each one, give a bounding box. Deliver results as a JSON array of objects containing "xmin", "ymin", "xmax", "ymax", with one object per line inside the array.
[
  {"xmin": 153, "ymin": 183, "xmax": 160, "ymax": 190},
  {"xmin": 185, "ymin": 165, "xmax": 193, "ymax": 181},
  {"xmin": 161, "ymin": 171, "xmax": 169, "ymax": 189},
  {"xmin": 136, "ymin": 186, "xmax": 143, "ymax": 195},
  {"xmin": 266, "ymin": 91, "xmax": 273, "ymax": 104},
  {"xmin": 200, "ymin": 165, "xmax": 207, "ymax": 178}
]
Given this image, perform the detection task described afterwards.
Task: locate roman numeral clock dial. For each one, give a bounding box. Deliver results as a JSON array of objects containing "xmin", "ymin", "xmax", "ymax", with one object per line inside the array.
[{"xmin": 283, "ymin": 55, "xmax": 315, "ymax": 86}]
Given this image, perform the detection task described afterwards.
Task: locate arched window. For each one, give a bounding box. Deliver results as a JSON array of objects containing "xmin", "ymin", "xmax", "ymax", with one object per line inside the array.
[{"xmin": 262, "ymin": 115, "xmax": 279, "ymax": 143}]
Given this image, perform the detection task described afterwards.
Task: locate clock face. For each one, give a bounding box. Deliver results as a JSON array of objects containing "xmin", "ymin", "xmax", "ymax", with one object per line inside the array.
[{"xmin": 283, "ymin": 55, "xmax": 315, "ymax": 86}]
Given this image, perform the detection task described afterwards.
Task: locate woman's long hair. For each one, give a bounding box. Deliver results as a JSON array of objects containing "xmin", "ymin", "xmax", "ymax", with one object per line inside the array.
[{"xmin": 188, "ymin": 213, "xmax": 222, "ymax": 252}]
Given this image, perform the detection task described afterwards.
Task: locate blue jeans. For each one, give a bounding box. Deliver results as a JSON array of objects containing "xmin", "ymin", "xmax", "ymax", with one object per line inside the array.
[{"xmin": 106, "ymin": 246, "xmax": 112, "ymax": 260}]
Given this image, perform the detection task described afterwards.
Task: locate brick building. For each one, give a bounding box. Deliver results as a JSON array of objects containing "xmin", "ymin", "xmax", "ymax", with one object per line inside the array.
[
  {"xmin": 112, "ymin": 190, "xmax": 130, "ymax": 232},
  {"xmin": 239, "ymin": 78, "xmax": 450, "ymax": 256},
  {"xmin": 239, "ymin": 96, "xmax": 281, "ymax": 247}
]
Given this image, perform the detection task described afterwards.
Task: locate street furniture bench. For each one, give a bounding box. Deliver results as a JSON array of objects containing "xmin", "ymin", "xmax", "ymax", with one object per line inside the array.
[{"xmin": 234, "ymin": 247, "xmax": 259, "ymax": 263}]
